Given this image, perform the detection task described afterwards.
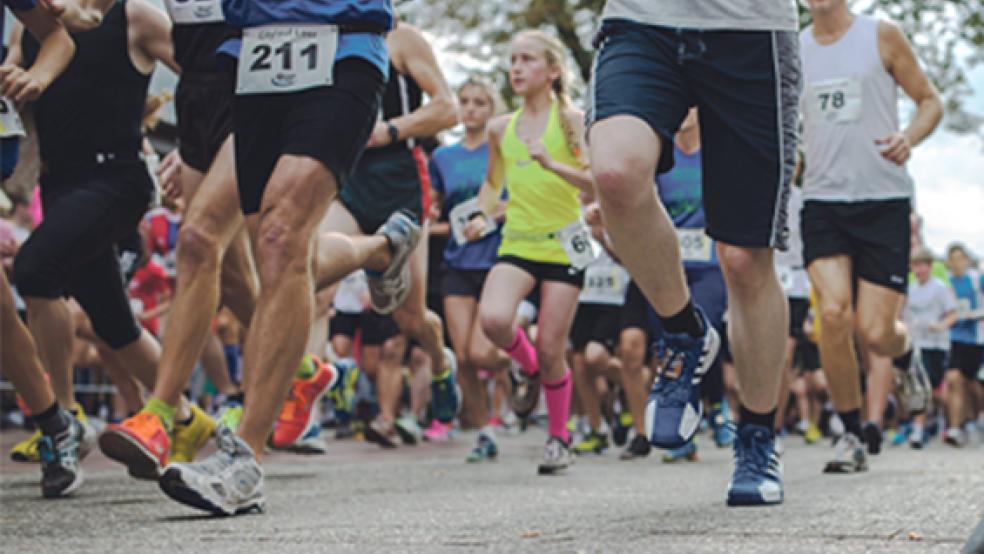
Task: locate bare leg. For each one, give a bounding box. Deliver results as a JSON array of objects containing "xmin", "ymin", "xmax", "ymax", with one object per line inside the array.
[
  {"xmin": 616, "ymin": 327, "xmax": 650, "ymax": 436},
  {"xmin": 0, "ymin": 272, "xmax": 56, "ymax": 413},
  {"xmin": 445, "ymin": 295, "xmax": 483, "ymax": 428},
  {"xmin": 24, "ymin": 297, "xmax": 75, "ymax": 407},
  {"xmin": 376, "ymin": 335, "xmax": 408, "ymax": 425},
  {"xmin": 865, "ymin": 351, "xmax": 893, "ymax": 427},
  {"xmin": 200, "ymin": 332, "xmax": 237, "ymax": 397},
  {"xmin": 808, "ymin": 256, "xmax": 862, "ymax": 413}
]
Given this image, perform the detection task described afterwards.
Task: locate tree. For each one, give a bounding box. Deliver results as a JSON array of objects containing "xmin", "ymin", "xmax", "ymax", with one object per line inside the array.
[{"xmin": 400, "ymin": 0, "xmax": 983, "ymax": 134}]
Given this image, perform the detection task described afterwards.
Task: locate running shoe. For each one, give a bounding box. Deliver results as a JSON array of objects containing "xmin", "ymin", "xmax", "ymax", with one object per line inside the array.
[
  {"xmin": 862, "ymin": 422, "xmax": 883, "ymax": 455},
  {"xmin": 894, "ymin": 346, "xmax": 931, "ymax": 415},
  {"xmin": 423, "ymin": 420, "xmax": 452, "ymax": 442},
  {"xmin": 619, "ymin": 434, "xmax": 651, "ymax": 460},
  {"xmin": 891, "ymin": 421, "xmax": 912, "ymax": 446},
  {"xmin": 38, "ymin": 417, "xmax": 91, "ymax": 498},
  {"xmin": 270, "ymin": 357, "xmax": 337, "ymax": 449},
  {"xmin": 726, "ymin": 423, "xmax": 783, "ymax": 506},
  {"xmin": 12, "ymin": 403, "xmax": 94, "ymax": 463},
  {"xmin": 367, "ymin": 211, "xmax": 421, "ymax": 314},
  {"xmin": 612, "ymin": 410, "xmax": 632, "ymax": 447},
  {"xmin": 159, "ymin": 427, "xmax": 264, "ymax": 516},
  {"xmin": 99, "ymin": 412, "xmax": 170, "ymax": 480},
  {"xmin": 215, "ymin": 400, "xmax": 244, "ymax": 435},
  {"xmin": 365, "ymin": 416, "xmax": 400, "ymax": 449},
  {"xmin": 508, "ymin": 361, "xmax": 540, "ymax": 419},
  {"xmin": 171, "ymin": 405, "xmax": 216, "ymax": 463},
  {"xmin": 287, "ymin": 422, "xmax": 328, "ymax": 455},
  {"xmin": 465, "ymin": 432, "xmax": 498, "ymax": 463},
  {"xmin": 943, "ymin": 427, "xmax": 966, "ymax": 447},
  {"xmin": 430, "ymin": 347, "xmax": 460, "ymax": 424},
  {"xmin": 394, "ymin": 414, "xmax": 423, "ymax": 445},
  {"xmin": 646, "ymin": 308, "xmax": 720, "ymax": 448},
  {"xmin": 823, "ymin": 432, "xmax": 868, "ymax": 473},
  {"xmin": 537, "ymin": 436, "xmax": 573, "ymax": 475},
  {"xmin": 10, "ymin": 429, "xmax": 41, "ymax": 463},
  {"xmin": 662, "ymin": 439, "xmax": 698, "ymax": 463},
  {"xmin": 804, "ymin": 422, "xmax": 822, "ymax": 444},
  {"xmin": 573, "ymin": 430, "xmax": 609, "ymax": 455},
  {"xmin": 709, "ymin": 400, "xmax": 736, "ymax": 448}
]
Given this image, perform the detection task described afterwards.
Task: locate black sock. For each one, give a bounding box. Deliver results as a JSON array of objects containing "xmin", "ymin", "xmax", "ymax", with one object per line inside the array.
[
  {"xmin": 32, "ymin": 402, "xmax": 71, "ymax": 437},
  {"xmin": 892, "ymin": 348, "xmax": 913, "ymax": 371},
  {"xmin": 739, "ymin": 405, "xmax": 776, "ymax": 432},
  {"xmin": 838, "ymin": 409, "xmax": 863, "ymax": 438},
  {"xmin": 228, "ymin": 392, "xmax": 244, "ymax": 405},
  {"xmin": 661, "ymin": 299, "xmax": 704, "ymax": 338}
]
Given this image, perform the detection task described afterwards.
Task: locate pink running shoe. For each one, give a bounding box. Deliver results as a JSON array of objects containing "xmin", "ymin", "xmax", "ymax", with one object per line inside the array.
[{"xmin": 423, "ymin": 420, "xmax": 452, "ymax": 442}]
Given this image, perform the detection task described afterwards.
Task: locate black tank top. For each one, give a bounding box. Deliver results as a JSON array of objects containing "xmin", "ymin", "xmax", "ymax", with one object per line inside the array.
[
  {"xmin": 22, "ymin": 0, "xmax": 150, "ymax": 165},
  {"xmin": 375, "ymin": 60, "xmax": 422, "ymax": 155},
  {"xmin": 172, "ymin": 23, "xmax": 239, "ymax": 75}
]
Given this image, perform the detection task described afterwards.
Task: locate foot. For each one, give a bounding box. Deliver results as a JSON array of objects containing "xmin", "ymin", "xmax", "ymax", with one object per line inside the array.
[
  {"xmin": 171, "ymin": 405, "xmax": 216, "ymax": 463},
  {"xmin": 612, "ymin": 411, "xmax": 632, "ymax": 447},
  {"xmin": 270, "ymin": 357, "xmax": 337, "ymax": 449},
  {"xmin": 365, "ymin": 417, "xmax": 400, "ymax": 449},
  {"xmin": 726, "ymin": 423, "xmax": 783, "ymax": 506},
  {"xmin": 890, "ymin": 422, "xmax": 911, "ymax": 446},
  {"xmin": 804, "ymin": 422, "xmax": 822, "ymax": 444},
  {"xmin": 367, "ymin": 211, "xmax": 421, "ymax": 314},
  {"xmin": 823, "ymin": 432, "xmax": 868, "ymax": 473},
  {"xmin": 894, "ymin": 345, "xmax": 931, "ymax": 414},
  {"xmin": 710, "ymin": 401, "xmax": 736, "ymax": 448},
  {"xmin": 910, "ymin": 427, "xmax": 925, "ymax": 449},
  {"xmin": 619, "ymin": 434, "xmax": 651, "ymax": 460},
  {"xmin": 11, "ymin": 429, "xmax": 41, "ymax": 463},
  {"xmin": 465, "ymin": 432, "xmax": 498, "ymax": 463},
  {"xmin": 943, "ymin": 427, "xmax": 966, "ymax": 447},
  {"xmin": 216, "ymin": 400, "xmax": 244, "ymax": 435},
  {"xmin": 646, "ymin": 308, "xmax": 720, "ymax": 448},
  {"xmin": 430, "ymin": 348, "xmax": 460, "ymax": 424},
  {"xmin": 537, "ymin": 436, "xmax": 573, "ymax": 475},
  {"xmin": 662, "ymin": 439, "xmax": 698, "ymax": 463},
  {"xmin": 508, "ymin": 361, "xmax": 540, "ymax": 419},
  {"xmin": 862, "ymin": 422, "xmax": 883, "ymax": 455},
  {"xmin": 394, "ymin": 414, "xmax": 423, "ymax": 445},
  {"xmin": 422, "ymin": 420, "xmax": 452, "ymax": 442},
  {"xmin": 38, "ymin": 417, "xmax": 90, "ymax": 498},
  {"xmin": 99, "ymin": 412, "xmax": 170, "ymax": 480},
  {"xmin": 573, "ymin": 430, "xmax": 609, "ymax": 455},
  {"xmin": 159, "ymin": 427, "xmax": 264, "ymax": 516}
]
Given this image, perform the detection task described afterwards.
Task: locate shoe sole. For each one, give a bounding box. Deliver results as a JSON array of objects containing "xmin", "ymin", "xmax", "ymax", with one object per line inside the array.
[
  {"xmin": 159, "ymin": 467, "xmax": 264, "ymax": 516},
  {"xmin": 537, "ymin": 464, "xmax": 570, "ymax": 475},
  {"xmin": 822, "ymin": 461, "xmax": 868, "ymax": 473},
  {"xmin": 11, "ymin": 453, "xmax": 38, "ymax": 463},
  {"xmin": 98, "ymin": 430, "xmax": 162, "ymax": 481},
  {"xmin": 364, "ymin": 425, "xmax": 399, "ymax": 449},
  {"xmin": 726, "ymin": 494, "xmax": 784, "ymax": 507},
  {"xmin": 43, "ymin": 471, "xmax": 84, "ymax": 498}
]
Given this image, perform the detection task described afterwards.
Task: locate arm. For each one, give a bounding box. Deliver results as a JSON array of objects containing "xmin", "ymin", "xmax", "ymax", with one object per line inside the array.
[
  {"xmin": 428, "ymin": 191, "xmax": 450, "ymax": 237},
  {"xmin": 37, "ymin": 0, "xmax": 116, "ymax": 31},
  {"xmin": 929, "ymin": 310, "xmax": 957, "ymax": 332},
  {"xmin": 367, "ymin": 24, "xmax": 457, "ymax": 148},
  {"xmin": 0, "ymin": 7, "xmax": 74, "ymax": 103},
  {"xmin": 127, "ymin": 0, "xmax": 179, "ymax": 75},
  {"xmin": 462, "ymin": 117, "xmax": 507, "ymax": 241},
  {"xmin": 525, "ymin": 107, "xmax": 594, "ymax": 195},
  {"xmin": 875, "ymin": 20, "xmax": 943, "ymax": 165}
]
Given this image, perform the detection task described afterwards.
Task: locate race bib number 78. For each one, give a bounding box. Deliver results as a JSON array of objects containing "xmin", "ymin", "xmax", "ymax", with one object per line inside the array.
[
  {"xmin": 0, "ymin": 97, "xmax": 26, "ymax": 138},
  {"xmin": 806, "ymin": 76, "xmax": 862, "ymax": 124},
  {"xmin": 236, "ymin": 25, "xmax": 338, "ymax": 95}
]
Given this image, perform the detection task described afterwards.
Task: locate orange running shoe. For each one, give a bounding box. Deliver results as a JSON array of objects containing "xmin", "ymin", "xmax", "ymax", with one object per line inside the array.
[
  {"xmin": 99, "ymin": 412, "xmax": 170, "ymax": 480},
  {"xmin": 271, "ymin": 357, "xmax": 337, "ymax": 449}
]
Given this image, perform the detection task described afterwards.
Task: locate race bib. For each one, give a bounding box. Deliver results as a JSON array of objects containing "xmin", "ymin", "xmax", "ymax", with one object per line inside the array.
[
  {"xmin": 236, "ymin": 25, "xmax": 338, "ymax": 95},
  {"xmin": 581, "ymin": 263, "xmax": 629, "ymax": 306},
  {"xmin": 557, "ymin": 220, "xmax": 599, "ymax": 270},
  {"xmin": 806, "ymin": 76, "xmax": 862, "ymax": 124},
  {"xmin": 449, "ymin": 198, "xmax": 496, "ymax": 245},
  {"xmin": 776, "ymin": 266, "xmax": 793, "ymax": 293},
  {"xmin": 0, "ymin": 97, "xmax": 26, "ymax": 138},
  {"xmin": 165, "ymin": 0, "xmax": 223, "ymax": 24},
  {"xmin": 677, "ymin": 228, "xmax": 712, "ymax": 263},
  {"xmin": 129, "ymin": 298, "xmax": 145, "ymax": 315}
]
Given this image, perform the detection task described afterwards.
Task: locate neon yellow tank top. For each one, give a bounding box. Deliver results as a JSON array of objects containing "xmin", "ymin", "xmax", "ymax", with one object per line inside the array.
[{"xmin": 497, "ymin": 100, "xmax": 582, "ymax": 265}]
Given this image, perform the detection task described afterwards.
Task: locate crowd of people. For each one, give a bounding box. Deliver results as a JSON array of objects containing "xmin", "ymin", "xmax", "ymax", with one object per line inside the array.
[{"xmin": 1, "ymin": 0, "xmax": 981, "ymax": 519}]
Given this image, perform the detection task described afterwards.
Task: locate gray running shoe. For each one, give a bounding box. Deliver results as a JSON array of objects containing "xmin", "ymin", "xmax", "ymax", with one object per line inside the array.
[
  {"xmin": 38, "ymin": 416, "xmax": 89, "ymax": 498},
  {"xmin": 823, "ymin": 432, "xmax": 868, "ymax": 474},
  {"xmin": 394, "ymin": 414, "xmax": 422, "ymax": 445},
  {"xmin": 368, "ymin": 211, "xmax": 421, "ymax": 314},
  {"xmin": 895, "ymin": 345, "xmax": 931, "ymax": 415},
  {"xmin": 287, "ymin": 422, "xmax": 328, "ymax": 455},
  {"xmin": 365, "ymin": 417, "xmax": 400, "ymax": 449},
  {"xmin": 537, "ymin": 436, "xmax": 573, "ymax": 475},
  {"xmin": 158, "ymin": 427, "xmax": 264, "ymax": 516},
  {"xmin": 508, "ymin": 361, "xmax": 540, "ymax": 419}
]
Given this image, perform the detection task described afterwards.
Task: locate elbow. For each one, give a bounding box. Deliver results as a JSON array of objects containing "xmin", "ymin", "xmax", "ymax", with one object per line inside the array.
[{"xmin": 434, "ymin": 96, "xmax": 459, "ymax": 131}]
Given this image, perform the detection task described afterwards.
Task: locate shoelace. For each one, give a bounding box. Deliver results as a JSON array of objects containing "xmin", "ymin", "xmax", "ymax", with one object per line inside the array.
[
  {"xmin": 732, "ymin": 428, "xmax": 771, "ymax": 482},
  {"xmin": 653, "ymin": 340, "xmax": 701, "ymax": 407}
]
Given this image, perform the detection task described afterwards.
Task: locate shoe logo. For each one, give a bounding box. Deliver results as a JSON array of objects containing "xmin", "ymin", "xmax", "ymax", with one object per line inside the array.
[{"xmin": 890, "ymin": 275, "xmax": 905, "ymax": 285}]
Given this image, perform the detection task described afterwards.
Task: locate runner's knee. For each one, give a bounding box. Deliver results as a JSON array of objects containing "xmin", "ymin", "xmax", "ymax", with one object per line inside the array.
[
  {"xmin": 717, "ymin": 245, "xmax": 771, "ymax": 290},
  {"xmin": 176, "ymin": 224, "xmax": 222, "ymax": 270}
]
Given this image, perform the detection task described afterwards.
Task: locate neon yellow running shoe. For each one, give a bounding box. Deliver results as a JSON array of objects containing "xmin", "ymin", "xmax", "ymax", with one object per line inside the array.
[
  {"xmin": 170, "ymin": 405, "xmax": 216, "ymax": 463},
  {"xmin": 10, "ymin": 429, "xmax": 41, "ymax": 463}
]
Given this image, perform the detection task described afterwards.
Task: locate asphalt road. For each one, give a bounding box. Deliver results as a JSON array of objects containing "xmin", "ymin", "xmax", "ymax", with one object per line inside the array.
[{"xmin": 1, "ymin": 426, "xmax": 982, "ymax": 553}]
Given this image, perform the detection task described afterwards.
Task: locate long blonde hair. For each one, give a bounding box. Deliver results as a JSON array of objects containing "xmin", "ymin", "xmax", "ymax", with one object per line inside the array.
[
  {"xmin": 458, "ymin": 75, "xmax": 505, "ymax": 117},
  {"xmin": 514, "ymin": 30, "xmax": 581, "ymax": 160}
]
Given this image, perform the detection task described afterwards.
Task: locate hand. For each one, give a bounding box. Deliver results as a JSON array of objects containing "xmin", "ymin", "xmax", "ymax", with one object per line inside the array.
[
  {"xmin": 366, "ymin": 121, "xmax": 392, "ymax": 149},
  {"xmin": 0, "ymin": 237, "xmax": 19, "ymax": 258},
  {"xmin": 462, "ymin": 217, "xmax": 486, "ymax": 242},
  {"xmin": 37, "ymin": 0, "xmax": 67, "ymax": 16},
  {"xmin": 927, "ymin": 321, "xmax": 945, "ymax": 332},
  {"xmin": 583, "ymin": 202, "xmax": 602, "ymax": 227},
  {"xmin": 156, "ymin": 150, "xmax": 184, "ymax": 202},
  {"xmin": 875, "ymin": 132, "xmax": 911, "ymax": 165},
  {"xmin": 524, "ymin": 139, "xmax": 553, "ymax": 170},
  {"xmin": 427, "ymin": 200, "xmax": 441, "ymax": 223},
  {"xmin": 0, "ymin": 65, "xmax": 44, "ymax": 104}
]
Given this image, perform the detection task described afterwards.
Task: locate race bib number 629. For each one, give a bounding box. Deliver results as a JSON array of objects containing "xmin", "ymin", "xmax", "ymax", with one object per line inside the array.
[{"xmin": 236, "ymin": 25, "xmax": 338, "ymax": 95}]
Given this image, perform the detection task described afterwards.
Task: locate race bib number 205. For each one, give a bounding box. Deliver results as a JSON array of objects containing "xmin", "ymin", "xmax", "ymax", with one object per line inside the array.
[{"xmin": 236, "ymin": 25, "xmax": 338, "ymax": 95}]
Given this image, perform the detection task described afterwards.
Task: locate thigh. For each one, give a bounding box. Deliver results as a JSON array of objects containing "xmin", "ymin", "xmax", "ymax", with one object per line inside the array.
[
  {"xmin": 951, "ymin": 342, "xmax": 984, "ymax": 380},
  {"xmin": 70, "ymin": 246, "xmax": 141, "ymax": 349},
  {"xmin": 444, "ymin": 294, "xmax": 478, "ymax": 354},
  {"xmin": 856, "ymin": 279, "xmax": 905, "ymax": 336},
  {"xmin": 181, "ymin": 137, "xmax": 241, "ymax": 241},
  {"xmin": 802, "ymin": 201, "xmax": 854, "ymax": 269},
  {"xmin": 807, "ymin": 254, "xmax": 854, "ymax": 311},
  {"xmin": 479, "ymin": 262, "xmax": 537, "ymax": 325},
  {"xmin": 692, "ymin": 30, "xmax": 800, "ymax": 249},
  {"xmin": 922, "ymin": 349, "xmax": 947, "ymax": 389},
  {"xmin": 851, "ymin": 200, "xmax": 911, "ymax": 293}
]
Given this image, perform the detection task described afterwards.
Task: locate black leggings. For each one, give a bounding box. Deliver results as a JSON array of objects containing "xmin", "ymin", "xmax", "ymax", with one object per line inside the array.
[{"xmin": 14, "ymin": 163, "xmax": 152, "ymax": 349}]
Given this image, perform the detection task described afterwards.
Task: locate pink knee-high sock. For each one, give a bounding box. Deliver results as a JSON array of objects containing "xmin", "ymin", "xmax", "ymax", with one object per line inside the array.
[
  {"xmin": 543, "ymin": 370, "xmax": 572, "ymax": 443},
  {"xmin": 504, "ymin": 327, "xmax": 539, "ymax": 376}
]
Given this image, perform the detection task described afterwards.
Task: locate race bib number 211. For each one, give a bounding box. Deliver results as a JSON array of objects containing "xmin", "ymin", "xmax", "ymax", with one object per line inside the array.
[{"xmin": 236, "ymin": 25, "xmax": 338, "ymax": 95}]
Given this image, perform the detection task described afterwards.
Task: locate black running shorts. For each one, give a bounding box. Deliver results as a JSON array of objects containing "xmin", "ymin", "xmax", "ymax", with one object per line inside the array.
[{"xmin": 176, "ymin": 70, "xmax": 235, "ymax": 173}]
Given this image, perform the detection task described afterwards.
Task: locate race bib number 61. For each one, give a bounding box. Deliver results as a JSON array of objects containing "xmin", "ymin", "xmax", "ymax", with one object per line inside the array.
[{"xmin": 236, "ymin": 25, "xmax": 338, "ymax": 95}]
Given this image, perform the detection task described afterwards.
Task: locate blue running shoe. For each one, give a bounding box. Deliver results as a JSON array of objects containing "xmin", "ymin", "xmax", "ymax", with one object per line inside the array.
[
  {"xmin": 662, "ymin": 439, "xmax": 698, "ymax": 463},
  {"xmin": 891, "ymin": 421, "xmax": 912, "ymax": 446},
  {"xmin": 430, "ymin": 348, "xmax": 460, "ymax": 424},
  {"xmin": 726, "ymin": 423, "xmax": 783, "ymax": 506},
  {"xmin": 645, "ymin": 308, "xmax": 720, "ymax": 448},
  {"xmin": 710, "ymin": 399, "xmax": 736, "ymax": 448}
]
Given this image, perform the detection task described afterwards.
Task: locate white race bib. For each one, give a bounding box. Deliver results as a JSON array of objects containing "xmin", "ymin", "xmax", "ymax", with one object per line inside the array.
[
  {"xmin": 449, "ymin": 198, "xmax": 496, "ymax": 245},
  {"xmin": 557, "ymin": 220, "xmax": 599, "ymax": 270},
  {"xmin": 677, "ymin": 228, "xmax": 712, "ymax": 263},
  {"xmin": 165, "ymin": 0, "xmax": 223, "ymax": 24},
  {"xmin": 236, "ymin": 25, "xmax": 338, "ymax": 95},
  {"xmin": 581, "ymin": 262, "xmax": 629, "ymax": 305},
  {"xmin": 0, "ymin": 96, "xmax": 26, "ymax": 138},
  {"xmin": 806, "ymin": 76, "xmax": 862, "ymax": 124}
]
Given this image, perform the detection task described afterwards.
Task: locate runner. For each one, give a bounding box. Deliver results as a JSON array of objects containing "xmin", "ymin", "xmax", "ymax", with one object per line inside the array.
[
  {"xmin": 944, "ymin": 243, "xmax": 984, "ymax": 447},
  {"xmin": 428, "ymin": 77, "xmax": 512, "ymax": 461},
  {"xmin": 157, "ymin": 0, "xmax": 395, "ymax": 516},
  {"xmin": 469, "ymin": 29, "xmax": 594, "ymax": 475},
  {"xmin": 799, "ymin": 0, "xmax": 943, "ymax": 471},
  {"xmin": 588, "ymin": 1, "xmax": 799, "ymax": 505}
]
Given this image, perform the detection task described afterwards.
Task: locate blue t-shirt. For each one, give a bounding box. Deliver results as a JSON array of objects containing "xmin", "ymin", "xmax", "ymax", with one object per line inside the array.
[
  {"xmin": 950, "ymin": 270, "xmax": 984, "ymax": 345},
  {"xmin": 219, "ymin": 0, "xmax": 392, "ymax": 77},
  {"xmin": 429, "ymin": 141, "xmax": 503, "ymax": 271},
  {"xmin": 656, "ymin": 145, "xmax": 718, "ymax": 270}
]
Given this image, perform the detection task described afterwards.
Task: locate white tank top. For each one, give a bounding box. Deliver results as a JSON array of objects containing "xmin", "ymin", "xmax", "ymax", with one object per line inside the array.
[
  {"xmin": 799, "ymin": 15, "xmax": 913, "ymax": 202},
  {"xmin": 602, "ymin": 0, "xmax": 797, "ymax": 31}
]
